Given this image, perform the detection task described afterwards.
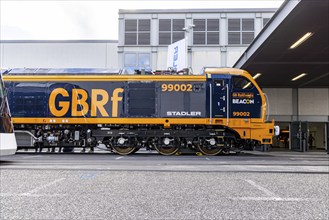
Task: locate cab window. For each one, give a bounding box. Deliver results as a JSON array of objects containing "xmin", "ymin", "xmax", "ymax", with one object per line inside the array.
[{"xmin": 233, "ymin": 76, "xmax": 254, "ymax": 90}]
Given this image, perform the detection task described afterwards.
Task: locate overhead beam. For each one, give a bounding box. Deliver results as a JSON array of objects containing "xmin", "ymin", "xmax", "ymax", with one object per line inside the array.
[
  {"xmin": 251, "ymin": 61, "xmax": 329, "ymax": 65},
  {"xmin": 299, "ymin": 72, "xmax": 329, "ymax": 87},
  {"xmin": 234, "ymin": 0, "xmax": 301, "ymax": 69}
]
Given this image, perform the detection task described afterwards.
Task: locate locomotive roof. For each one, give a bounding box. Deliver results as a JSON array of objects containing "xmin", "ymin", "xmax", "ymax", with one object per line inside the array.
[
  {"xmin": 3, "ymin": 67, "xmax": 247, "ymax": 76},
  {"xmin": 4, "ymin": 68, "xmax": 121, "ymax": 75}
]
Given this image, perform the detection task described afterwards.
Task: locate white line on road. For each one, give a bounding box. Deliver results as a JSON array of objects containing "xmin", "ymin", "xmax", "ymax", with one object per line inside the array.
[
  {"xmin": 21, "ymin": 155, "xmax": 44, "ymax": 159},
  {"xmin": 229, "ymin": 197, "xmax": 314, "ymax": 202},
  {"xmin": 21, "ymin": 178, "xmax": 66, "ymax": 196},
  {"xmin": 115, "ymin": 156, "xmax": 123, "ymax": 160},
  {"xmin": 1, "ymin": 193, "xmax": 66, "ymax": 197},
  {"xmin": 206, "ymin": 158, "xmax": 210, "ymax": 160},
  {"xmin": 245, "ymin": 179, "xmax": 281, "ymax": 199}
]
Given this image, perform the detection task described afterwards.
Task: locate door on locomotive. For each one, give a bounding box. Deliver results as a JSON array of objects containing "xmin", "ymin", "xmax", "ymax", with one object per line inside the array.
[{"xmin": 211, "ymin": 76, "xmax": 229, "ymax": 119}]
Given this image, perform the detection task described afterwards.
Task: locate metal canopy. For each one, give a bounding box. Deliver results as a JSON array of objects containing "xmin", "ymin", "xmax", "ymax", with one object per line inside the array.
[{"xmin": 234, "ymin": 0, "xmax": 329, "ymax": 88}]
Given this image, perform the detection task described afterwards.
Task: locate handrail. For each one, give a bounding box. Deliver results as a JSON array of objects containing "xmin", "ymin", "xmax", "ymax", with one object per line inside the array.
[
  {"xmin": 209, "ymin": 83, "xmax": 212, "ymax": 124},
  {"xmin": 226, "ymin": 84, "xmax": 229, "ymax": 126}
]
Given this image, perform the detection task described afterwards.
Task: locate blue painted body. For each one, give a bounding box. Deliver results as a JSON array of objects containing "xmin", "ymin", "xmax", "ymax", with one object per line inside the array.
[{"xmin": 4, "ymin": 69, "xmax": 262, "ymax": 120}]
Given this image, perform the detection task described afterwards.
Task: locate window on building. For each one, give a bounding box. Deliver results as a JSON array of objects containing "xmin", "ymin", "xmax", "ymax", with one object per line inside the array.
[
  {"xmin": 124, "ymin": 53, "xmax": 151, "ymax": 68},
  {"xmin": 263, "ymin": 18, "xmax": 270, "ymax": 27},
  {"xmin": 159, "ymin": 19, "xmax": 185, "ymax": 45},
  {"xmin": 193, "ymin": 19, "xmax": 219, "ymax": 45},
  {"xmin": 228, "ymin": 18, "xmax": 254, "ymax": 45},
  {"xmin": 125, "ymin": 19, "xmax": 151, "ymax": 45}
]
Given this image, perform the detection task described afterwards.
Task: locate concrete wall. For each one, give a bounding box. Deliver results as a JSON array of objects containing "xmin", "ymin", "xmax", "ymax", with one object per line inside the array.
[
  {"xmin": 264, "ymin": 88, "xmax": 329, "ymax": 122},
  {"xmin": 263, "ymin": 88, "xmax": 293, "ymax": 116},
  {"xmin": 298, "ymin": 89, "xmax": 329, "ymax": 116},
  {"xmin": 0, "ymin": 41, "xmax": 119, "ymax": 69}
]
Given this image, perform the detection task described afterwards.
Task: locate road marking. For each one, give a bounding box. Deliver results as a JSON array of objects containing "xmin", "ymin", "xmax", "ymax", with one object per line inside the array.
[
  {"xmin": 21, "ymin": 178, "xmax": 65, "ymax": 196},
  {"xmin": 229, "ymin": 197, "xmax": 314, "ymax": 202},
  {"xmin": 206, "ymin": 158, "xmax": 210, "ymax": 160},
  {"xmin": 115, "ymin": 156, "xmax": 123, "ymax": 160},
  {"xmin": 22, "ymin": 155, "xmax": 44, "ymax": 159},
  {"xmin": 80, "ymin": 173, "xmax": 96, "ymax": 179},
  {"xmin": 245, "ymin": 179, "xmax": 281, "ymax": 199},
  {"xmin": 1, "ymin": 193, "xmax": 66, "ymax": 197}
]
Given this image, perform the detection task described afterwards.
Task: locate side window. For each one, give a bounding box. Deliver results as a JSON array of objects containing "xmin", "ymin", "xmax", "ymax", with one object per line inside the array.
[
  {"xmin": 214, "ymin": 79, "xmax": 224, "ymax": 87},
  {"xmin": 233, "ymin": 76, "xmax": 254, "ymax": 90}
]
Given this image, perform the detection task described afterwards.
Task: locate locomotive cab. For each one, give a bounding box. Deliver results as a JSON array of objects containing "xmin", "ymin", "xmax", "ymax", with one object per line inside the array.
[{"xmin": 205, "ymin": 68, "xmax": 274, "ymax": 148}]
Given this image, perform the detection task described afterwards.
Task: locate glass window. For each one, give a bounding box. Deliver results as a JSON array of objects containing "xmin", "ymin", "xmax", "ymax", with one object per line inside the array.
[
  {"xmin": 125, "ymin": 33, "xmax": 137, "ymax": 45},
  {"xmin": 228, "ymin": 18, "xmax": 255, "ymax": 45},
  {"xmin": 124, "ymin": 53, "xmax": 150, "ymax": 68},
  {"xmin": 194, "ymin": 19, "xmax": 206, "ymax": 31},
  {"xmin": 138, "ymin": 54, "xmax": 150, "ymax": 67},
  {"xmin": 138, "ymin": 19, "xmax": 150, "ymax": 31},
  {"xmin": 159, "ymin": 19, "xmax": 185, "ymax": 45},
  {"xmin": 193, "ymin": 19, "xmax": 219, "ymax": 45},
  {"xmin": 138, "ymin": 33, "xmax": 150, "ymax": 45},
  {"xmin": 263, "ymin": 18, "xmax": 270, "ymax": 27},
  {"xmin": 125, "ymin": 54, "xmax": 137, "ymax": 66},
  {"xmin": 233, "ymin": 76, "xmax": 254, "ymax": 90},
  {"xmin": 125, "ymin": 20, "xmax": 137, "ymax": 32},
  {"xmin": 242, "ymin": 19, "xmax": 254, "ymax": 31},
  {"xmin": 228, "ymin": 19, "xmax": 240, "ymax": 31},
  {"xmin": 124, "ymin": 19, "xmax": 150, "ymax": 45}
]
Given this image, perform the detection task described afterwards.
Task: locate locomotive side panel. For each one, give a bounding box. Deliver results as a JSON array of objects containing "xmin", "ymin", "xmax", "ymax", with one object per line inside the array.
[
  {"xmin": 8, "ymin": 82, "xmax": 48, "ymax": 117},
  {"xmin": 7, "ymin": 81, "xmax": 126, "ymax": 119},
  {"xmin": 126, "ymin": 82, "xmax": 156, "ymax": 117},
  {"xmin": 6, "ymin": 80, "xmax": 209, "ymax": 121},
  {"xmin": 160, "ymin": 82, "xmax": 206, "ymax": 118}
]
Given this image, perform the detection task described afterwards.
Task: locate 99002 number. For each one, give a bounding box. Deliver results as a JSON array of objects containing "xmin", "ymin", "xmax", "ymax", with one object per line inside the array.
[
  {"xmin": 161, "ymin": 84, "xmax": 192, "ymax": 92},
  {"xmin": 233, "ymin": 111, "xmax": 250, "ymax": 117}
]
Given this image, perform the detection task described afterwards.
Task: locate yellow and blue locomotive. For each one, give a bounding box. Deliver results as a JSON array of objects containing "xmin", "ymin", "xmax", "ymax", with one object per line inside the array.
[{"xmin": 2, "ymin": 67, "xmax": 275, "ymax": 155}]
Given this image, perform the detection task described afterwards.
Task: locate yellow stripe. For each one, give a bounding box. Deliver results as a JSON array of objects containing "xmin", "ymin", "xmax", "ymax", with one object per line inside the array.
[
  {"xmin": 12, "ymin": 117, "xmax": 211, "ymax": 125},
  {"xmin": 3, "ymin": 75, "xmax": 206, "ymax": 82},
  {"xmin": 12, "ymin": 117, "xmax": 269, "ymax": 128},
  {"xmin": 12, "ymin": 117, "xmax": 273, "ymax": 144}
]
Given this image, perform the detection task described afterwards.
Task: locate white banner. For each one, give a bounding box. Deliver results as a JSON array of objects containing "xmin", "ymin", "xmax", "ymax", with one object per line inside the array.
[{"xmin": 167, "ymin": 38, "xmax": 187, "ymax": 71}]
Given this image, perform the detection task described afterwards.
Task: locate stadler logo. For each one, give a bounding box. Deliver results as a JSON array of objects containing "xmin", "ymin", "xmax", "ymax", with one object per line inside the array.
[
  {"xmin": 167, "ymin": 111, "xmax": 201, "ymax": 116},
  {"xmin": 232, "ymin": 99, "xmax": 255, "ymax": 104}
]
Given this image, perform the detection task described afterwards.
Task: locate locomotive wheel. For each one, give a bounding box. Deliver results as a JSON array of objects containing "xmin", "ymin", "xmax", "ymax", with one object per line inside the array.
[
  {"xmin": 197, "ymin": 138, "xmax": 222, "ymax": 156},
  {"xmin": 197, "ymin": 145, "xmax": 222, "ymax": 156},
  {"xmin": 132, "ymin": 147, "xmax": 140, "ymax": 153},
  {"xmin": 154, "ymin": 137, "xmax": 180, "ymax": 156},
  {"xmin": 112, "ymin": 146, "xmax": 136, "ymax": 155},
  {"xmin": 154, "ymin": 145, "xmax": 179, "ymax": 155}
]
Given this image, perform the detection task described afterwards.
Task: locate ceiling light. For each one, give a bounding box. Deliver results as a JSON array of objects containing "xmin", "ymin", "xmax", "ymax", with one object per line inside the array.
[
  {"xmin": 253, "ymin": 73, "xmax": 262, "ymax": 79},
  {"xmin": 289, "ymin": 32, "xmax": 313, "ymax": 49},
  {"xmin": 291, "ymin": 73, "xmax": 307, "ymax": 81}
]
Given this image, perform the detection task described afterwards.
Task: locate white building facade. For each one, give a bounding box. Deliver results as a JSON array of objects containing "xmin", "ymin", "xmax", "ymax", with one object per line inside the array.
[
  {"xmin": 0, "ymin": 40, "xmax": 118, "ymax": 69},
  {"xmin": 118, "ymin": 8, "xmax": 275, "ymax": 73}
]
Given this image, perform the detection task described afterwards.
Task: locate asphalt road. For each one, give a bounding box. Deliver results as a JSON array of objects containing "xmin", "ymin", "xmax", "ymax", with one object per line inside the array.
[{"xmin": 1, "ymin": 151, "xmax": 329, "ymax": 220}]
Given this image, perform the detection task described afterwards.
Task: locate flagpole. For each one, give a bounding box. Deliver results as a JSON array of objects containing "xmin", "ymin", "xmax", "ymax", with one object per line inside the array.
[{"xmin": 182, "ymin": 24, "xmax": 195, "ymax": 72}]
